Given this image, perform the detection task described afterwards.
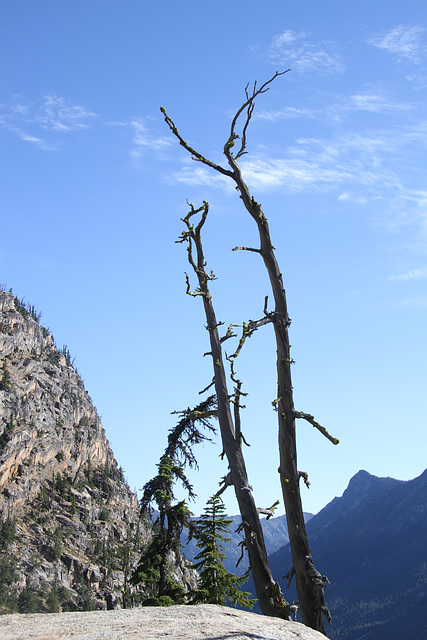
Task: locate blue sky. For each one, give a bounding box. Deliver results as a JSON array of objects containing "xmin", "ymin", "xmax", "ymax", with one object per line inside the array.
[{"xmin": 1, "ymin": 1, "xmax": 426, "ymax": 516}]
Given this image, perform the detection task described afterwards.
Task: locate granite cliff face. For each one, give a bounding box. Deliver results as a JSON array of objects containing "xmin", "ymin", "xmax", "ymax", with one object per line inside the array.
[
  {"xmin": 0, "ymin": 290, "xmax": 194, "ymax": 613},
  {"xmin": 0, "ymin": 604, "xmax": 327, "ymax": 640}
]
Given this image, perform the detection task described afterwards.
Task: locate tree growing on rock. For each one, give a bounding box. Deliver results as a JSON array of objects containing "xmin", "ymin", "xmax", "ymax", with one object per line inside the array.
[
  {"xmin": 162, "ymin": 72, "xmax": 339, "ymax": 634},
  {"xmin": 189, "ymin": 494, "xmax": 254, "ymax": 609},
  {"xmin": 131, "ymin": 396, "xmax": 216, "ymax": 606}
]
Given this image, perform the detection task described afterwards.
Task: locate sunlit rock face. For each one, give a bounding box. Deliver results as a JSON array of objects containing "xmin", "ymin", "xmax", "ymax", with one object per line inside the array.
[
  {"xmin": 0, "ymin": 289, "xmax": 154, "ymax": 612},
  {"xmin": 0, "ymin": 604, "xmax": 328, "ymax": 640}
]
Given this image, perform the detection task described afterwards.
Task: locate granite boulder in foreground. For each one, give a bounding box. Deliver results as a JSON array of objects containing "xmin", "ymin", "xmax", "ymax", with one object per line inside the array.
[{"xmin": 0, "ymin": 604, "xmax": 327, "ymax": 640}]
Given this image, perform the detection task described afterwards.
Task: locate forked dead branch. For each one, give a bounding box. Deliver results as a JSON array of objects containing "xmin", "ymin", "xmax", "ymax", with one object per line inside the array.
[
  {"xmin": 166, "ymin": 73, "xmax": 339, "ymax": 634},
  {"xmin": 177, "ymin": 202, "xmax": 288, "ymax": 619}
]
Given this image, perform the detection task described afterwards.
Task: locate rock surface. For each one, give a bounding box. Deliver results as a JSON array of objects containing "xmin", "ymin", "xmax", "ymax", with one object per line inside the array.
[
  {"xmin": 0, "ymin": 290, "xmax": 196, "ymax": 612},
  {"xmin": 0, "ymin": 604, "xmax": 326, "ymax": 640}
]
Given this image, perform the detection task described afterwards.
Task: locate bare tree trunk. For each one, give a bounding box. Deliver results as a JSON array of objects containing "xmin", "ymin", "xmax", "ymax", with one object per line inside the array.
[
  {"xmin": 178, "ymin": 204, "xmax": 289, "ymax": 618},
  {"xmin": 164, "ymin": 73, "xmax": 338, "ymax": 633},
  {"xmin": 226, "ymin": 180, "xmax": 331, "ymax": 633}
]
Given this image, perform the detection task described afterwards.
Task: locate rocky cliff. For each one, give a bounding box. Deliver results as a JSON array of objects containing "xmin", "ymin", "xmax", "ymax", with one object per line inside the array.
[{"xmin": 0, "ymin": 289, "xmax": 193, "ymax": 613}]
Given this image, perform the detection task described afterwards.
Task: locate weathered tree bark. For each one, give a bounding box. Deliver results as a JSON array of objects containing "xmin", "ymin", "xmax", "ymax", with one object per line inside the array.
[
  {"xmin": 178, "ymin": 204, "xmax": 289, "ymax": 618},
  {"xmin": 164, "ymin": 73, "xmax": 339, "ymax": 634},
  {"xmin": 226, "ymin": 186, "xmax": 332, "ymax": 634}
]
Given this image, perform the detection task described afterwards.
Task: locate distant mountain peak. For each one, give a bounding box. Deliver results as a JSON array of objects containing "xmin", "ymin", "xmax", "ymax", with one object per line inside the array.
[
  {"xmin": 268, "ymin": 469, "xmax": 427, "ymax": 640},
  {"xmin": 338, "ymin": 469, "xmax": 376, "ymax": 500},
  {"xmin": 343, "ymin": 469, "xmax": 404, "ymax": 499}
]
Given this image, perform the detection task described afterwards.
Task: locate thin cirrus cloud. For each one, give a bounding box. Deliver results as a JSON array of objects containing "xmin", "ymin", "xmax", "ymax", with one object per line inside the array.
[
  {"xmin": 388, "ymin": 267, "xmax": 427, "ymax": 281},
  {"xmin": 131, "ymin": 119, "xmax": 172, "ymax": 150},
  {"xmin": 265, "ymin": 29, "xmax": 345, "ymax": 75},
  {"xmin": 37, "ymin": 95, "xmax": 97, "ymax": 132},
  {"xmin": 346, "ymin": 90, "xmax": 414, "ymax": 113},
  {"xmin": 238, "ymin": 156, "xmax": 353, "ymax": 192},
  {"xmin": 399, "ymin": 296, "xmax": 427, "ymax": 307},
  {"xmin": 167, "ymin": 127, "xmax": 400, "ymax": 194},
  {"xmin": 0, "ymin": 95, "xmax": 97, "ymax": 148},
  {"xmin": 167, "ymin": 144, "xmax": 373, "ymax": 196},
  {"xmin": 128, "ymin": 118, "xmax": 174, "ymax": 164},
  {"xmin": 166, "ymin": 163, "xmax": 232, "ymax": 190},
  {"xmin": 256, "ymin": 88, "xmax": 414, "ymax": 124},
  {"xmin": 166, "ymin": 124, "xmax": 427, "ymax": 249},
  {"xmin": 255, "ymin": 106, "xmax": 320, "ymax": 122},
  {"xmin": 368, "ymin": 25, "xmax": 426, "ymax": 64},
  {"xmin": 3, "ymin": 123, "xmax": 52, "ymax": 150}
]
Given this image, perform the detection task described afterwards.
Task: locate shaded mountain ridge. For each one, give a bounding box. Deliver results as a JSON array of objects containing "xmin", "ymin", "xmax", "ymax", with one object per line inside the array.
[{"xmin": 269, "ymin": 468, "xmax": 427, "ymax": 640}]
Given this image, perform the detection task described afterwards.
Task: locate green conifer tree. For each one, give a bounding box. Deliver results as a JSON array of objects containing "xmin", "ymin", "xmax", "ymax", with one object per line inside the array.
[
  {"xmin": 190, "ymin": 495, "xmax": 254, "ymax": 609},
  {"xmin": 131, "ymin": 396, "xmax": 216, "ymax": 606}
]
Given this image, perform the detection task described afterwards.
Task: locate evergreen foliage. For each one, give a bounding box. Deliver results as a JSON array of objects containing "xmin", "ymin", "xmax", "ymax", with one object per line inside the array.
[
  {"xmin": 189, "ymin": 495, "xmax": 254, "ymax": 609},
  {"xmin": 18, "ymin": 586, "xmax": 40, "ymax": 613},
  {"xmin": 0, "ymin": 518, "xmax": 16, "ymax": 551},
  {"xmin": 0, "ymin": 554, "xmax": 18, "ymax": 613},
  {"xmin": 61, "ymin": 344, "xmax": 74, "ymax": 367},
  {"xmin": 0, "ymin": 361, "xmax": 12, "ymax": 392},
  {"xmin": 0, "ymin": 516, "xmax": 18, "ymax": 613},
  {"xmin": 13, "ymin": 296, "xmax": 42, "ymax": 323},
  {"xmin": 131, "ymin": 395, "xmax": 216, "ymax": 605},
  {"xmin": 0, "ymin": 418, "xmax": 15, "ymax": 450}
]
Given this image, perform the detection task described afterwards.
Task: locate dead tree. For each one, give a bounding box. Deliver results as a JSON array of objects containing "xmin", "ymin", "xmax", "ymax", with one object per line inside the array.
[
  {"xmin": 163, "ymin": 72, "xmax": 339, "ymax": 634},
  {"xmin": 177, "ymin": 203, "xmax": 289, "ymax": 618}
]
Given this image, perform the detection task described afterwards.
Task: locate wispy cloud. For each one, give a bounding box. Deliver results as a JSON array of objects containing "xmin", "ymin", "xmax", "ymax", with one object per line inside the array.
[
  {"xmin": 255, "ymin": 106, "xmax": 319, "ymax": 122},
  {"xmin": 0, "ymin": 95, "xmax": 97, "ymax": 148},
  {"xmin": 265, "ymin": 30, "xmax": 345, "ymax": 75},
  {"xmin": 338, "ymin": 192, "xmax": 368, "ymax": 205},
  {"xmin": 166, "ymin": 163, "xmax": 231, "ymax": 190},
  {"xmin": 368, "ymin": 25, "xmax": 426, "ymax": 64},
  {"xmin": 131, "ymin": 119, "xmax": 172, "ymax": 150},
  {"xmin": 399, "ymin": 296, "xmax": 427, "ymax": 307},
  {"xmin": 167, "ymin": 133, "xmax": 379, "ymax": 194},
  {"xmin": 0, "ymin": 118, "xmax": 53, "ymax": 150},
  {"xmin": 388, "ymin": 267, "xmax": 427, "ymax": 281},
  {"xmin": 347, "ymin": 90, "xmax": 413, "ymax": 113},
  {"xmin": 37, "ymin": 95, "xmax": 97, "ymax": 131},
  {"xmin": 238, "ymin": 156, "xmax": 352, "ymax": 192},
  {"xmin": 128, "ymin": 118, "xmax": 174, "ymax": 165},
  {"xmin": 166, "ymin": 120, "xmax": 427, "ymax": 254},
  {"xmin": 256, "ymin": 86, "xmax": 414, "ymax": 125}
]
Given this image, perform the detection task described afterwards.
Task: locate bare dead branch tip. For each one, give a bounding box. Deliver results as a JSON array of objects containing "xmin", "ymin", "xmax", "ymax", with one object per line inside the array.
[
  {"xmin": 232, "ymin": 246, "xmax": 262, "ymax": 254},
  {"xmin": 236, "ymin": 539, "xmax": 247, "ymax": 567},
  {"xmin": 220, "ymin": 324, "xmax": 239, "ymax": 344},
  {"xmin": 215, "ymin": 471, "xmax": 233, "ymax": 497},
  {"xmin": 263, "ymin": 296, "xmax": 269, "ymax": 315},
  {"xmin": 184, "ymin": 272, "xmax": 212, "ymax": 300},
  {"xmin": 294, "ymin": 412, "xmax": 340, "ymax": 445},
  {"xmin": 199, "ymin": 378, "xmax": 215, "ymax": 395},
  {"xmin": 257, "ymin": 500, "xmax": 280, "ymax": 520},
  {"xmin": 298, "ymin": 471, "xmax": 311, "ymax": 488},
  {"xmin": 230, "ymin": 313, "xmax": 275, "ymax": 359},
  {"xmin": 225, "ymin": 354, "xmax": 250, "ymax": 448},
  {"xmin": 226, "ymin": 70, "xmax": 291, "ymax": 161},
  {"xmin": 284, "ymin": 567, "xmax": 295, "ymax": 589},
  {"xmin": 160, "ymin": 107, "xmax": 233, "ymax": 178}
]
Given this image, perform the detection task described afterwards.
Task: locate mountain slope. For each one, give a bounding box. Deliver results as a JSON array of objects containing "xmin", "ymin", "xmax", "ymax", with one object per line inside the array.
[
  {"xmin": 0, "ymin": 289, "xmax": 194, "ymax": 613},
  {"xmin": 269, "ymin": 469, "xmax": 427, "ymax": 640},
  {"xmin": 183, "ymin": 512, "xmax": 313, "ymax": 578}
]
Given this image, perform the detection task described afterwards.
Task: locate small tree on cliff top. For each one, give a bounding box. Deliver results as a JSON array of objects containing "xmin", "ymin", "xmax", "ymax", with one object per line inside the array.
[
  {"xmin": 189, "ymin": 494, "xmax": 254, "ymax": 609},
  {"xmin": 131, "ymin": 396, "xmax": 216, "ymax": 605},
  {"xmin": 162, "ymin": 72, "xmax": 339, "ymax": 633}
]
